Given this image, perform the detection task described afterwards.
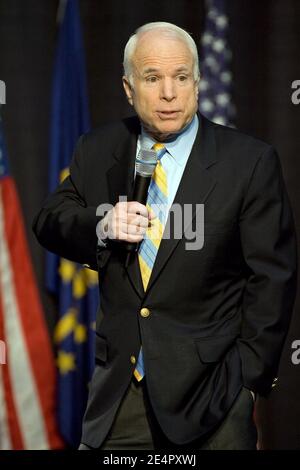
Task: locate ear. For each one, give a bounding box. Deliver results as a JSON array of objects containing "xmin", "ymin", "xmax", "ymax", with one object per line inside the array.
[
  {"xmin": 195, "ymin": 75, "xmax": 200, "ymax": 98},
  {"xmin": 122, "ymin": 76, "xmax": 134, "ymax": 106}
]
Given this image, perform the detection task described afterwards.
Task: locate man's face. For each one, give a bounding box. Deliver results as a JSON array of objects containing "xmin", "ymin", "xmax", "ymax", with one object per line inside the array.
[{"xmin": 123, "ymin": 32, "xmax": 199, "ymax": 141}]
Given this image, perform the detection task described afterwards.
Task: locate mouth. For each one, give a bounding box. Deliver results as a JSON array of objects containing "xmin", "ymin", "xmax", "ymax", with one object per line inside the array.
[{"xmin": 156, "ymin": 110, "xmax": 181, "ymax": 119}]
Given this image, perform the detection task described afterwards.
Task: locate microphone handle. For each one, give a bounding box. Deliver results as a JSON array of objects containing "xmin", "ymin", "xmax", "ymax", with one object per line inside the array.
[
  {"xmin": 124, "ymin": 175, "xmax": 151, "ymax": 266},
  {"xmin": 132, "ymin": 174, "xmax": 151, "ymax": 202}
]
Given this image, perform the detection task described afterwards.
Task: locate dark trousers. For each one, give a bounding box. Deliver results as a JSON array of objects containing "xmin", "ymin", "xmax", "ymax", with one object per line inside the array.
[{"xmin": 80, "ymin": 377, "xmax": 257, "ymax": 450}]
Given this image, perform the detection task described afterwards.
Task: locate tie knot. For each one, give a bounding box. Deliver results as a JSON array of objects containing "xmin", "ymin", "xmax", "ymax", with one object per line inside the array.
[
  {"xmin": 152, "ymin": 143, "xmax": 166, "ymax": 161},
  {"xmin": 152, "ymin": 143, "xmax": 165, "ymax": 152}
]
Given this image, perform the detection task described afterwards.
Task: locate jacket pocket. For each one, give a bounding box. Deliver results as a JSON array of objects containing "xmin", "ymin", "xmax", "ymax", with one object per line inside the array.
[
  {"xmin": 95, "ymin": 334, "xmax": 108, "ymax": 364},
  {"xmin": 194, "ymin": 334, "xmax": 237, "ymax": 363}
]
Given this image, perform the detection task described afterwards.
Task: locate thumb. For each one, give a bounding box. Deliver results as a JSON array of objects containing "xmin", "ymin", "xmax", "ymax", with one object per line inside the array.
[{"xmin": 148, "ymin": 207, "xmax": 157, "ymax": 220}]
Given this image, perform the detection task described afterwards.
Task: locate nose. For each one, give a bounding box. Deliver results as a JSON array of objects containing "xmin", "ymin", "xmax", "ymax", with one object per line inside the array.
[{"xmin": 160, "ymin": 77, "xmax": 176, "ymax": 101}]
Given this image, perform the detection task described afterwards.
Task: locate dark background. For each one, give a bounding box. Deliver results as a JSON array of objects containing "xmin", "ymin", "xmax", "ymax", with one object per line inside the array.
[{"xmin": 0, "ymin": 0, "xmax": 299, "ymax": 449}]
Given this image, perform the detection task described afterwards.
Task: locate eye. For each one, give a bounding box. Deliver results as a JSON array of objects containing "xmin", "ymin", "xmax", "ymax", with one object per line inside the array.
[
  {"xmin": 146, "ymin": 76, "xmax": 158, "ymax": 83},
  {"xmin": 177, "ymin": 75, "xmax": 188, "ymax": 82}
]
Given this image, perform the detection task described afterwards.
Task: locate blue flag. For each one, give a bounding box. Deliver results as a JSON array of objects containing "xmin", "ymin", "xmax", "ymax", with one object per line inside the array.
[
  {"xmin": 198, "ymin": 0, "xmax": 235, "ymax": 126},
  {"xmin": 47, "ymin": 0, "xmax": 98, "ymax": 447}
]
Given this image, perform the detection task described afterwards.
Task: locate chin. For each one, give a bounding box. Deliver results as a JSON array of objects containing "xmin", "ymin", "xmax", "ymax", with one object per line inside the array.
[
  {"xmin": 145, "ymin": 119, "xmax": 186, "ymax": 140},
  {"xmin": 155, "ymin": 123, "xmax": 183, "ymax": 136}
]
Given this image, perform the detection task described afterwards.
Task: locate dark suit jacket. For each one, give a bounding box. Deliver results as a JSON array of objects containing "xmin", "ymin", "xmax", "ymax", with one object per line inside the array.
[{"xmin": 33, "ymin": 113, "xmax": 297, "ymax": 447}]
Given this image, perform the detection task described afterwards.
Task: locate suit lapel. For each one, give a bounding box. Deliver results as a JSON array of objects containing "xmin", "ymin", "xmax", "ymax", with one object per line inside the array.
[
  {"xmin": 106, "ymin": 118, "xmax": 139, "ymax": 206},
  {"xmin": 145, "ymin": 115, "xmax": 218, "ymax": 294},
  {"xmin": 106, "ymin": 117, "xmax": 145, "ymax": 299}
]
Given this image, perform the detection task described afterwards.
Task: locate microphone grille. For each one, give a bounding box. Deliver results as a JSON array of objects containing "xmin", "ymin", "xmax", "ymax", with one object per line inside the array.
[{"xmin": 135, "ymin": 149, "xmax": 157, "ymax": 177}]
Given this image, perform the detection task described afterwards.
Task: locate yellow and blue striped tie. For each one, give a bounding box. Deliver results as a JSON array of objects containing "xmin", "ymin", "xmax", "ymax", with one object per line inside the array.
[{"xmin": 134, "ymin": 143, "xmax": 168, "ymax": 381}]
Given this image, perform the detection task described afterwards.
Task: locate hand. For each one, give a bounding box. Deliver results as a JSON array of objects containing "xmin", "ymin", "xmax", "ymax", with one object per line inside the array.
[{"xmin": 98, "ymin": 201, "xmax": 156, "ymax": 243}]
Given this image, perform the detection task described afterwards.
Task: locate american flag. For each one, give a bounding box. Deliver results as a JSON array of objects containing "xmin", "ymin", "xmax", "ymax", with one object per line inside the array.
[
  {"xmin": 0, "ymin": 110, "xmax": 62, "ymax": 449},
  {"xmin": 198, "ymin": 0, "xmax": 235, "ymax": 126}
]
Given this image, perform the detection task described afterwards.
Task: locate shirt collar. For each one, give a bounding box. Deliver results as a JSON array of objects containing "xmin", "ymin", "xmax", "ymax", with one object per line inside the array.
[{"xmin": 140, "ymin": 114, "xmax": 199, "ymax": 166}]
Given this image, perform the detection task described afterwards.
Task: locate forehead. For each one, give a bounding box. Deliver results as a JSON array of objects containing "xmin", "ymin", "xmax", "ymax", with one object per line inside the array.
[{"xmin": 132, "ymin": 31, "xmax": 194, "ymax": 71}]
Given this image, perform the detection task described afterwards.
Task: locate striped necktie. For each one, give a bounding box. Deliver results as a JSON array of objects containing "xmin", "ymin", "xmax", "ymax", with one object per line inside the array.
[{"xmin": 134, "ymin": 143, "xmax": 168, "ymax": 382}]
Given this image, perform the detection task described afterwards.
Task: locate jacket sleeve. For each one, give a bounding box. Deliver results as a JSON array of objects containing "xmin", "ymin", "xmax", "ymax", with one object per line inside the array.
[
  {"xmin": 32, "ymin": 134, "xmax": 101, "ymax": 270},
  {"xmin": 237, "ymin": 146, "xmax": 297, "ymax": 395}
]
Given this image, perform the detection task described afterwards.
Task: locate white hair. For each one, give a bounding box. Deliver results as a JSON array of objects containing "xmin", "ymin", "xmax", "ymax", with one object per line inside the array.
[{"xmin": 123, "ymin": 22, "xmax": 200, "ymax": 87}]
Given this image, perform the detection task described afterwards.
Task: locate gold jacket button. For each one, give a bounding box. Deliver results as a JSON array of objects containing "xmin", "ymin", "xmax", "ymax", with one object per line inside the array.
[
  {"xmin": 140, "ymin": 307, "xmax": 150, "ymax": 318},
  {"xmin": 130, "ymin": 355, "xmax": 136, "ymax": 364}
]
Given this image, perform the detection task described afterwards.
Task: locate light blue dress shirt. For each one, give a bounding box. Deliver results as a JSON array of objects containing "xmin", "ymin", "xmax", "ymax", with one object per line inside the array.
[{"xmin": 137, "ymin": 114, "xmax": 199, "ymax": 216}]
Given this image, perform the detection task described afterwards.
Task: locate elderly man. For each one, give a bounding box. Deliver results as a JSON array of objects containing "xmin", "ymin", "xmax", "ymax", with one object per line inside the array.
[{"xmin": 33, "ymin": 22, "xmax": 297, "ymax": 450}]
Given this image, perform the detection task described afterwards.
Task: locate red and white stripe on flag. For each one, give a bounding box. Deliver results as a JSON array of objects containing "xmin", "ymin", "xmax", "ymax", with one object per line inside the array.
[{"xmin": 0, "ymin": 176, "xmax": 63, "ymax": 449}]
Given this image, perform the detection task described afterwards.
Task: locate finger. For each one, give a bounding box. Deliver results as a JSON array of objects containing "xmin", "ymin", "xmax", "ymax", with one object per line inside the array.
[
  {"xmin": 127, "ymin": 214, "xmax": 149, "ymax": 228},
  {"xmin": 147, "ymin": 207, "xmax": 157, "ymax": 220},
  {"xmin": 113, "ymin": 221, "xmax": 145, "ymax": 238},
  {"xmin": 126, "ymin": 224, "xmax": 147, "ymax": 235},
  {"xmin": 114, "ymin": 201, "xmax": 130, "ymax": 215},
  {"xmin": 115, "ymin": 214, "xmax": 148, "ymax": 232},
  {"xmin": 110, "ymin": 220, "xmax": 131, "ymax": 240},
  {"xmin": 127, "ymin": 201, "xmax": 148, "ymax": 218}
]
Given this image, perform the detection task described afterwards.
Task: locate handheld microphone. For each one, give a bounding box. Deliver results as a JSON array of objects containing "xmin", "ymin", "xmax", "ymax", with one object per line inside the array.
[{"xmin": 124, "ymin": 148, "xmax": 157, "ymax": 266}]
